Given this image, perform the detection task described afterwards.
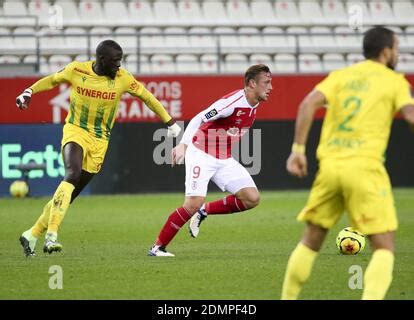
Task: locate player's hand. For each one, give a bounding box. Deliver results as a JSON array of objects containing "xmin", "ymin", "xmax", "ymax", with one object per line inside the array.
[
  {"xmin": 286, "ymin": 152, "xmax": 308, "ymax": 178},
  {"xmin": 16, "ymin": 88, "xmax": 33, "ymax": 110},
  {"xmin": 167, "ymin": 122, "xmax": 182, "ymax": 138},
  {"xmin": 171, "ymin": 143, "xmax": 187, "ymax": 167}
]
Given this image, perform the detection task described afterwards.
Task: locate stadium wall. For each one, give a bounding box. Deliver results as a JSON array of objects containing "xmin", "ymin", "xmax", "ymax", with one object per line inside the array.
[
  {"xmin": 1, "ymin": 75, "xmax": 413, "ymax": 196},
  {"xmin": 89, "ymin": 120, "xmax": 414, "ymax": 194}
]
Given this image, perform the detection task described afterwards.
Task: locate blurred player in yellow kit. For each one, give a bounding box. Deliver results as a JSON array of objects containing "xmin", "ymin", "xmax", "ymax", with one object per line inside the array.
[
  {"xmin": 16, "ymin": 40, "xmax": 181, "ymax": 256},
  {"xmin": 281, "ymin": 27, "xmax": 414, "ymax": 299}
]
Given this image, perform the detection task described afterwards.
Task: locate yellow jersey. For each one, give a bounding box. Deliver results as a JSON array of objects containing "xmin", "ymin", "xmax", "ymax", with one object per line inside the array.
[
  {"xmin": 315, "ymin": 60, "xmax": 414, "ymax": 163},
  {"xmin": 30, "ymin": 61, "xmax": 172, "ymax": 140}
]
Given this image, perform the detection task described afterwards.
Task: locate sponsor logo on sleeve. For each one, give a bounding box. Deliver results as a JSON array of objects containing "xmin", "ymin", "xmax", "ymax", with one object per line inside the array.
[
  {"xmin": 129, "ymin": 80, "xmax": 139, "ymax": 92},
  {"xmin": 204, "ymin": 108, "xmax": 218, "ymax": 119}
]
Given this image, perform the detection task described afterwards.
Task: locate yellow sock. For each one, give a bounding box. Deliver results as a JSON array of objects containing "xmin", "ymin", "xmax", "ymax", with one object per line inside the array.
[
  {"xmin": 31, "ymin": 200, "xmax": 53, "ymax": 238},
  {"xmin": 47, "ymin": 181, "xmax": 75, "ymax": 234},
  {"xmin": 362, "ymin": 249, "xmax": 394, "ymax": 300},
  {"xmin": 281, "ymin": 242, "xmax": 318, "ymax": 300}
]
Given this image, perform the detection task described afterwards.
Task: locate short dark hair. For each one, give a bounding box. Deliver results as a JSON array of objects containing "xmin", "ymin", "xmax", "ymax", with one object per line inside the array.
[
  {"xmin": 96, "ymin": 39, "xmax": 123, "ymax": 57},
  {"xmin": 244, "ymin": 64, "xmax": 271, "ymax": 86},
  {"xmin": 363, "ymin": 26, "xmax": 395, "ymax": 59}
]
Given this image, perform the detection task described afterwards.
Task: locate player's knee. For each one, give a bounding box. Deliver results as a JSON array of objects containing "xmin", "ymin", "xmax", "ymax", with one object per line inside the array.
[
  {"xmin": 184, "ymin": 203, "xmax": 203, "ymax": 215},
  {"xmin": 183, "ymin": 197, "xmax": 204, "ymax": 214},
  {"xmin": 64, "ymin": 167, "xmax": 82, "ymax": 186},
  {"xmin": 242, "ymin": 192, "xmax": 260, "ymax": 209},
  {"xmin": 368, "ymin": 233, "xmax": 395, "ymax": 252}
]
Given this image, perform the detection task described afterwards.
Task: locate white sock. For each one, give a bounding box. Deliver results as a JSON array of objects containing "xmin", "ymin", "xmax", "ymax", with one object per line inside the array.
[
  {"xmin": 22, "ymin": 228, "xmax": 38, "ymax": 242},
  {"xmin": 46, "ymin": 231, "xmax": 57, "ymax": 242}
]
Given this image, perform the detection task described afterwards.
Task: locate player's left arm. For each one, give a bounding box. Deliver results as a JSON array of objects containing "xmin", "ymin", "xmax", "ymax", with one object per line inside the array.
[
  {"xmin": 126, "ymin": 75, "xmax": 181, "ymax": 137},
  {"xmin": 287, "ymin": 89, "xmax": 326, "ymax": 178},
  {"xmin": 287, "ymin": 71, "xmax": 336, "ymax": 178}
]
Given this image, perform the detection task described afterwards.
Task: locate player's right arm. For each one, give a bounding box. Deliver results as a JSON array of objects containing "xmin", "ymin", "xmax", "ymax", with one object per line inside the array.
[
  {"xmin": 16, "ymin": 62, "xmax": 75, "ymax": 110},
  {"xmin": 172, "ymin": 111, "xmax": 203, "ymax": 166}
]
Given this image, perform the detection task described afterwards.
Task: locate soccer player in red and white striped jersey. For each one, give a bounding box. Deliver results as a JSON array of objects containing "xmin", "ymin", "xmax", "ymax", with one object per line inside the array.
[{"xmin": 149, "ymin": 64, "xmax": 272, "ymax": 256}]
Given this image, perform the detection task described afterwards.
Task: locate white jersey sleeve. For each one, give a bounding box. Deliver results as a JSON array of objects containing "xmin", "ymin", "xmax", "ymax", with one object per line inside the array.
[{"xmin": 180, "ymin": 111, "xmax": 203, "ymax": 145}]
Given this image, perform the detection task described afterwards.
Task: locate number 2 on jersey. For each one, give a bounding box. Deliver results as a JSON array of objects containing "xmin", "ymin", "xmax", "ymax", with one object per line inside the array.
[{"xmin": 337, "ymin": 96, "xmax": 362, "ymax": 132}]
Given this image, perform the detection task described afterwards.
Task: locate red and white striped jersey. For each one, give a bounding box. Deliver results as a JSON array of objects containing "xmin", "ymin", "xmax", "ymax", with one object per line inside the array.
[{"xmin": 192, "ymin": 89, "xmax": 258, "ymax": 159}]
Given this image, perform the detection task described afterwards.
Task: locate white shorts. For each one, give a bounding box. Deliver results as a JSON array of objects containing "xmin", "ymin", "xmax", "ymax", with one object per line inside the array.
[{"xmin": 185, "ymin": 144, "xmax": 257, "ymax": 197}]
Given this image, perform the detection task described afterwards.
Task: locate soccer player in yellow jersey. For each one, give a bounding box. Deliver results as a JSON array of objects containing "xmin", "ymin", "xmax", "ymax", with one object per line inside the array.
[
  {"xmin": 16, "ymin": 40, "xmax": 181, "ymax": 256},
  {"xmin": 281, "ymin": 27, "xmax": 414, "ymax": 300}
]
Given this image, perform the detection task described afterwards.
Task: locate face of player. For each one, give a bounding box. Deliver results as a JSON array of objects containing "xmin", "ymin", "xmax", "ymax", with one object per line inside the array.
[
  {"xmin": 253, "ymin": 72, "xmax": 272, "ymax": 102},
  {"xmin": 386, "ymin": 35, "xmax": 399, "ymax": 70},
  {"xmin": 101, "ymin": 48, "xmax": 123, "ymax": 79}
]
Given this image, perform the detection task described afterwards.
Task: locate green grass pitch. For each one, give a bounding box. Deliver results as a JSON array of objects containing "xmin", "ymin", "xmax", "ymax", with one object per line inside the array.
[{"xmin": 1, "ymin": 189, "xmax": 413, "ymax": 300}]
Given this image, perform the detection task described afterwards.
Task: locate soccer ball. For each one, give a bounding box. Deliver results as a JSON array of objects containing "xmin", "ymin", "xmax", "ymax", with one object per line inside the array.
[
  {"xmin": 9, "ymin": 180, "xmax": 29, "ymax": 198},
  {"xmin": 336, "ymin": 227, "xmax": 366, "ymax": 255}
]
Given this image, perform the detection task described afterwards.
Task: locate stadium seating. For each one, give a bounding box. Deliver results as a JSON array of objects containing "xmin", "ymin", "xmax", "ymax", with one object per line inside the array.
[
  {"xmin": 125, "ymin": 53, "xmax": 151, "ymax": 73},
  {"xmin": 0, "ymin": 27, "xmax": 13, "ymax": 52},
  {"xmin": 79, "ymin": 1, "xmax": 105, "ymax": 26},
  {"xmin": 188, "ymin": 27, "xmax": 216, "ymax": 53},
  {"xmin": 226, "ymin": 0, "xmax": 251, "ymax": 25},
  {"xmin": 299, "ymin": 53, "xmax": 323, "ymax": 72},
  {"xmin": 0, "ymin": 55, "xmax": 20, "ymax": 63},
  {"xmin": 55, "ymin": 1, "xmax": 81, "ymax": 26},
  {"xmin": 64, "ymin": 27, "xmax": 88, "ymax": 54},
  {"xmin": 39, "ymin": 27, "xmax": 66, "ymax": 55},
  {"xmin": 49, "ymin": 54, "xmax": 72, "ymax": 72},
  {"xmin": 153, "ymin": 0, "xmax": 180, "ymax": 25},
  {"xmin": 274, "ymin": 1, "xmax": 301, "ymax": 25},
  {"xmin": 151, "ymin": 53, "xmax": 175, "ymax": 73},
  {"xmin": 298, "ymin": 0, "xmax": 324, "ymax": 25},
  {"xmin": 250, "ymin": 1, "xmax": 276, "ymax": 24},
  {"xmin": 202, "ymin": 1, "xmax": 228, "ymax": 25},
  {"xmin": 164, "ymin": 27, "xmax": 191, "ymax": 52},
  {"xmin": 128, "ymin": 0, "xmax": 155, "ymax": 24},
  {"xmin": 114, "ymin": 27, "xmax": 138, "ymax": 53},
  {"xmin": 322, "ymin": 53, "xmax": 347, "ymax": 71},
  {"xmin": 321, "ymin": 0, "xmax": 347, "ymax": 25},
  {"xmin": 177, "ymin": 1, "xmax": 203, "ymax": 25},
  {"xmin": 200, "ymin": 53, "xmax": 219, "ymax": 73},
  {"xmin": 0, "ymin": 0, "xmax": 412, "ymax": 75},
  {"xmin": 397, "ymin": 53, "xmax": 414, "ymax": 72},
  {"xmin": 224, "ymin": 53, "xmax": 249, "ymax": 73},
  {"xmin": 175, "ymin": 53, "xmax": 201, "ymax": 73},
  {"xmin": 140, "ymin": 26, "xmax": 164, "ymax": 52},
  {"xmin": 274, "ymin": 53, "xmax": 296, "ymax": 73},
  {"xmin": 393, "ymin": 0, "xmax": 414, "ymax": 25}
]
